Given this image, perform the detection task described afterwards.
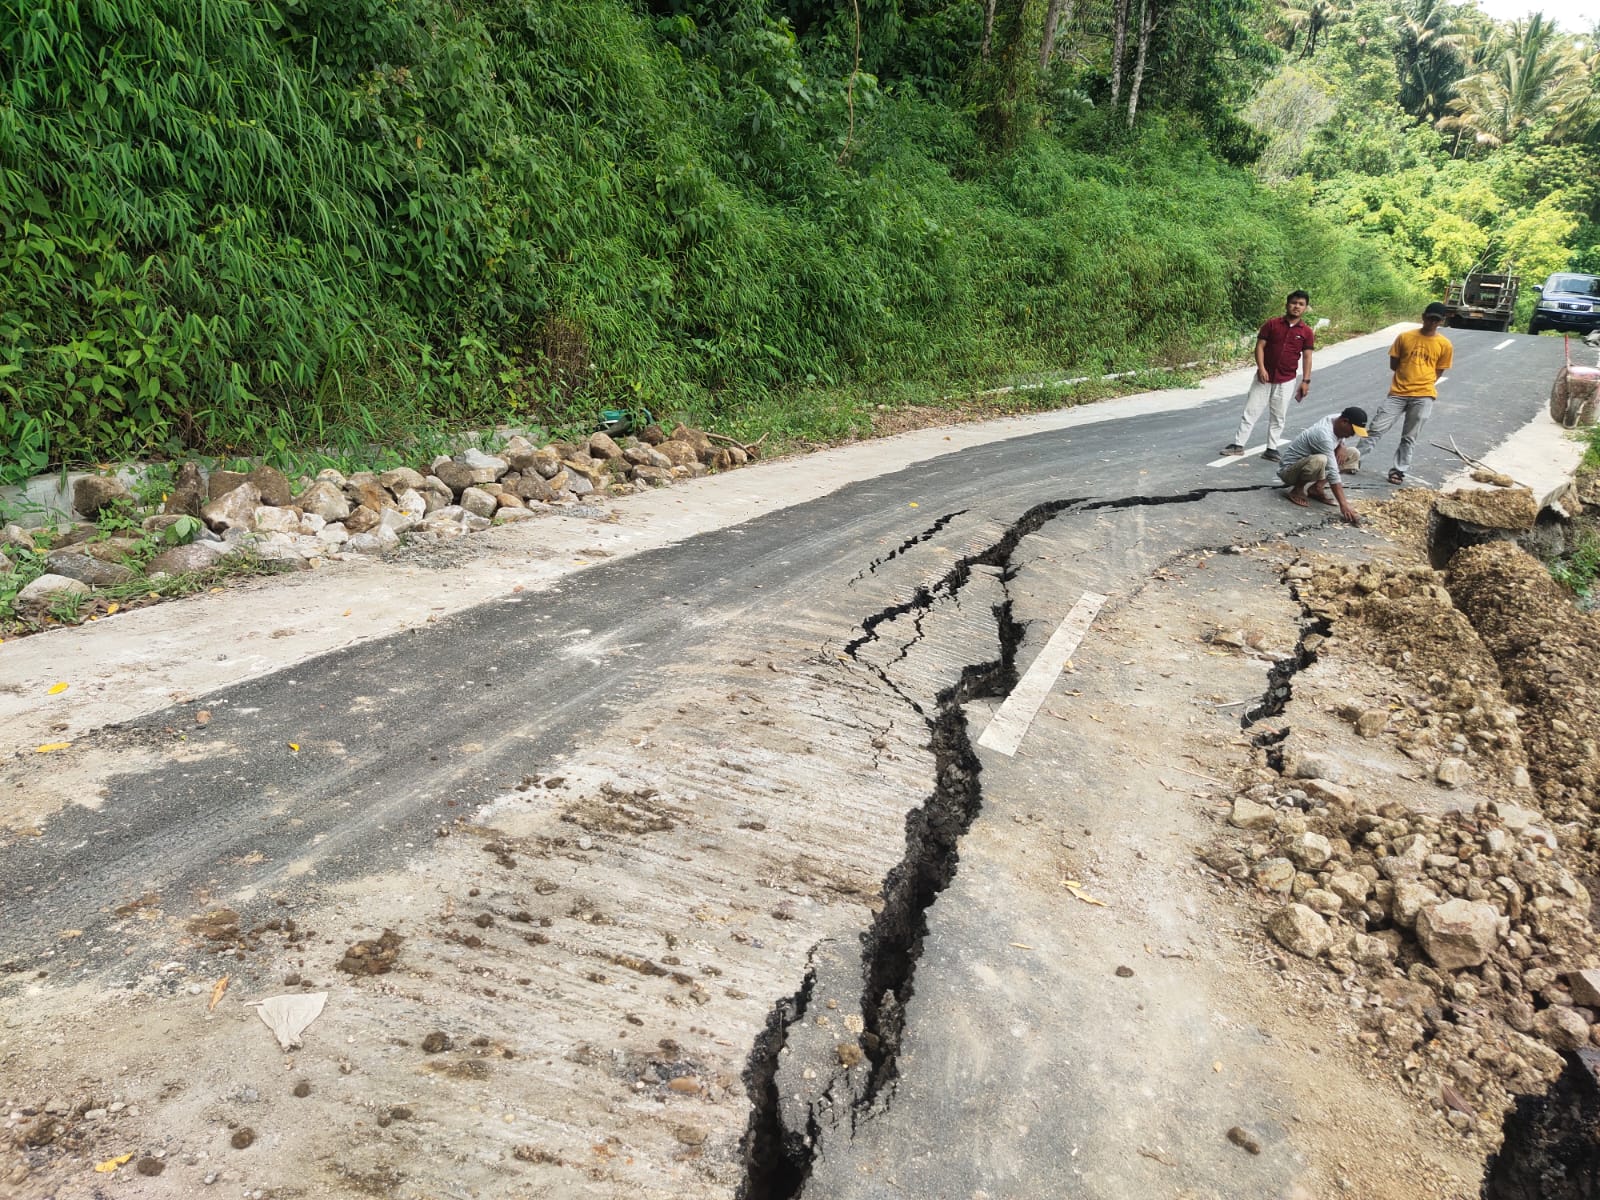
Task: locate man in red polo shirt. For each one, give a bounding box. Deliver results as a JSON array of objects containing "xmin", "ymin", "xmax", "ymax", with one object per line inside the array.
[{"xmin": 1221, "ymin": 290, "xmax": 1316, "ymax": 463}]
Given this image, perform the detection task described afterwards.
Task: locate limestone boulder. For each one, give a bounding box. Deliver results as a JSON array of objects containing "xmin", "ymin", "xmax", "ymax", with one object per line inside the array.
[
  {"xmin": 514, "ymin": 474, "xmax": 557, "ymax": 503},
  {"xmin": 1416, "ymin": 899, "xmax": 1502, "ymax": 970},
  {"xmin": 655, "ymin": 440, "xmax": 698, "ymax": 467},
  {"xmin": 379, "ymin": 467, "xmax": 427, "ymax": 494},
  {"xmin": 624, "ymin": 445, "xmax": 673, "ymax": 469},
  {"xmin": 346, "ymin": 526, "xmax": 402, "ymax": 555},
  {"xmin": 15, "ymin": 574, "xmax": 91, "ymax": 616},
  {"xmin": 202, "ymin": 483, "xmax": 263, "ymax": 533},
  {"xmin": 344, "ymin": 506, "xmax": 380, "ymax": 534},
  {"xmin": 245, "ymin": 465, "xmax": 293, "ymax": 507},
  {"xmin": 346, "ymin": 480, "xmax": 391, "ymax": 514},
  {"xmin": 1286, "ymin": 832, "xmax": 1333, "ymax": 870},
  {"xmin": 72, "ymin": 475, "xmax": 133, "ymax": 518},
  {"xmin": 429, "ymin": 460, "xmax": 476, "ymax": 495},
  {"xmin": 252, "ymin": 506, "xmax": 301, "ymax": 534},
  {"xmin": 207, "ymin": 469, "xmax": 249, "ymax": 500},
  {"xmin": 1390, "ymin": 880, "xmax": 1440, "ymax": 929},
  {"xmin": 44, "ymin": 552, "xmax": 136, "ymax": 588},
  {"xmin": 146, "ymin": 541, "xmax": 230, "ymax": 576},
  {"xmin": 1534, "ymin": 1005, "xmax": 1590, "ymax": 1051},
  {"xmin": 296, "ymin": 481, "xmax": 351, "ymax": 523},
  {"xmin": 377, "ymin": 507, "xmax": 418, "ymax": 536},
  {"xmin": 1228, "ymin": 797, "xmax": 1276, "ymax": 830},
  {"xmin": 459, "ymin": 487, "xmax": 498, "ymax": 519},
  {"xmin": 1268, "ymin": 904, "xmax": 1332, "ymax": 959},
  {"xmin": 419, "ymin": 477, "xmax": 453, "ymax": 513},
  {"xmin": 393, "ymin": 488, "xmax": 427, "ymax": 521},
  {"xmin": 459, "ymin": 449, "xmax": 509, "ymax": 482},
  {"xmin": 502, "ymin": 436, "xmax": 539, "ymax": 471},
  {"xmin": 588, "ymin": 432, "xmax": 623, "ymax": 461}
]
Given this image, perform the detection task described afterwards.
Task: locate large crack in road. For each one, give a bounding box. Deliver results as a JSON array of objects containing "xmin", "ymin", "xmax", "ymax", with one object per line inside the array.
[{"xmin": 737, "ymin": 483, "xmax": 1282, "ymax": 1199}]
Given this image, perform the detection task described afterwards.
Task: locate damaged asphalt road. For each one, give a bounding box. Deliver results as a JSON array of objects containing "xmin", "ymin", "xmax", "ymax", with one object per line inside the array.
[{"xmin": 0, "ymin": 329, "xmax": 1563, "ymax": 1198}]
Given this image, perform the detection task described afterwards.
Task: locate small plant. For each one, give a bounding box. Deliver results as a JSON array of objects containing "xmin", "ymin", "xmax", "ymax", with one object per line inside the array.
[
  {"xmin": 162, "ymin": 516, "xmax": 203, "ymax": 546},
  {"xmin": 1550, "ymin": 525, "xmax": 1600, "ymax": 604},
  {"xmin": 129, "ymin": 463, "xmax": 178, "ymax": 510}
]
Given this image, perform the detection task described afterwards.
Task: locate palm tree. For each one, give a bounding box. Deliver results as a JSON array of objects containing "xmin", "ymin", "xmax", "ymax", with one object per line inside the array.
[
  {"xmin": 1274, "ymin": 0, "xmax": 1348, "ymax": 58},
  {"xmin": 1394, "ymin": 0, "xmax": 1467, "ymax": 123},
  {"xmin": 1439, "ymin": 14, "xmax": 1588, "ymax": 148}
]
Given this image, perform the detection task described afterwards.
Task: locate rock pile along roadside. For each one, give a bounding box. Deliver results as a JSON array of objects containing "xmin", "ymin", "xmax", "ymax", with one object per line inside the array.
[
  {"xmin": 3, "ymin": 424, "xmax": 756, "ymax": 625},
  {"xmin": 1206, "ymin": 478, "xmax": 1600, "ymax": 1163}
]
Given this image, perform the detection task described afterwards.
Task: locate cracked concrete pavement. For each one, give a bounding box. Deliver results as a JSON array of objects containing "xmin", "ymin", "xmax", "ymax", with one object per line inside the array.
[{"xmin": 0, "ymin": 326, "xmax": 1580, "ymax": 1198}]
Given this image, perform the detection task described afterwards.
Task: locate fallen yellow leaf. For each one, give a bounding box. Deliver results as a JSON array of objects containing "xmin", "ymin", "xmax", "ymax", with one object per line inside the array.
[
  {"xmin": 47, "ymin": 681, "xmax": 68, "ymax": 695},
  {"xmin": 1063, "ymin": 881, "xmax": 1109, "ymax": 907},
  {"xmin": 908, "ymin": 501, "xmax": 919, "ymax": 507},
  {"xmin": 288, "ymin": 742, "xmax": 300, "ymax": 752},
  {"xmin": 208, "ymin": 586, "xmax": 223, "ymax": 593},
  {"xmin": 209, "ymin": 975, "xmax": 230, "ymax": 1011},
  {"xmin": 59, "ymin": 929, "xmax": 83, "ymax": 939},
  {"xmin": 35, "ymin": 741, "xmax": 71, "ymax": 753},
  {"xmin": 94, "ymin": 1153, "xmax": 133, "ymax": 1173},
  {"xmin": 106, "ymin": 602, "xmax": 120, "ymax": 614}
]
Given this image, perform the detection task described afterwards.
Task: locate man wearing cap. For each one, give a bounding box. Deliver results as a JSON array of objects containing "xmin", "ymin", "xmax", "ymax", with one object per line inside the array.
[
  {"xmin": 1220, "ymin": 290, "xmax": 1316, "ymax": 462},
  {"xmin": 1360, "ymin": 302, "xmax": 1454, "ymax": 485},
  {"xmin": 1276, "ymin": 407, "xmax": 1367, "ymax": 525}
]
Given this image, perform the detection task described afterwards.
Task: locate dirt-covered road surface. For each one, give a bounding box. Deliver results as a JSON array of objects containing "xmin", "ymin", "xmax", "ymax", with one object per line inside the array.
[{"xmin": 5, "ymin": 328, "xmax": 1600, "ymax": 1200}]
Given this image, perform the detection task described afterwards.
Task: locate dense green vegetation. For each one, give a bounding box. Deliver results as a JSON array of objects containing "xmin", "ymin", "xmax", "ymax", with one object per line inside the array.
[
  {"xmin": 0, "ymin": 0, "xmax": 1594, "ymax": 482},
  {"xmin": 1252, "ymin": 0, "xmax": 1599, "ymax": 317}
]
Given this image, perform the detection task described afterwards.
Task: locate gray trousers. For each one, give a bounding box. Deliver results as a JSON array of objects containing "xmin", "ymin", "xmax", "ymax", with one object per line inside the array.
[{"xmin": 1360, "ymin": 395, "xmax": 1433, "ymax": 474}]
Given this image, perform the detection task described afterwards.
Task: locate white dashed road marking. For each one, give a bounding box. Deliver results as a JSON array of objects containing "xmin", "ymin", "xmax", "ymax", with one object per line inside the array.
[
  {"xmin": 1207, "ymin": 445, "xmax": 1266, "ymax": 468},
  {"xmin": 1493, "ymin": 339, "xmax": 1514, "ymax": 351},
  {"xmin": 977, "ymin": 592, "xmax": 1109, "ymax": 757}
]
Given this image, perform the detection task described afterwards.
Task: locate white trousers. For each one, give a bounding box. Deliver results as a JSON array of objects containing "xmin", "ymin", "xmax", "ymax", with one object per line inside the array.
[{"xmin": 1232, "ymin": 377, "xmax": 1296, "ymax": 449}]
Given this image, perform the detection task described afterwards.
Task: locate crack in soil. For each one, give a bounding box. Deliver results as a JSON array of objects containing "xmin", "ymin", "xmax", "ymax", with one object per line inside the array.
[{"xmin": 737, "ymin": 484, "xmax": 1271, "ymax": 1198}]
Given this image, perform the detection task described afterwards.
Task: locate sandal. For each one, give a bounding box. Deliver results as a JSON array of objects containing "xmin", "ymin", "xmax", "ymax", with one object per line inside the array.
[{"xmin": 1387, "ymin": 469, "xmax": 1405, "ymax": 485}]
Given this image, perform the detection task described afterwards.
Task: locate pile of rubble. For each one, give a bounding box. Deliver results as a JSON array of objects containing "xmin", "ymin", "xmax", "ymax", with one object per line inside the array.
[
  {"xmin": 1210, "ymin": 530, "xmax": 1600, "ymax": 1150},
  {"xmin": 1291, "ymin": 557, "xmax": 1531, "ymax": 791},
  {"xmin": 1208, "ymin": 778, "xmax": 1594, "ymax": 1143},
  {"xmin": 7, "ymin": 424, "xmax": 756, "ymax": 618}
]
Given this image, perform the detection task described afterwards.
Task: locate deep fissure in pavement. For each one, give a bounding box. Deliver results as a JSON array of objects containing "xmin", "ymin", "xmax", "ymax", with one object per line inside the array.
[
  {"xmin": 1239, "ymin": 569, "xmax": 1336, "ymax": 777},
  {"xmin": 737, "ymin": 967, "xmax": 818, "ymax": 1200},
  {"xmin": 738, "ymin": 484, "xmax": 1270, "ymax": 1198},
  {"xmin": 1482, "ymin": 1050, "xmax": 1600, "ymax": 1199}
]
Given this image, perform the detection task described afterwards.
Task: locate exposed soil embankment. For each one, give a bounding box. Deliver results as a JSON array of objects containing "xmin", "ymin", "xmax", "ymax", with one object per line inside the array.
[{"xmin": 1449, "ymin": 540, "xmax": 1600, "ymax": 828}]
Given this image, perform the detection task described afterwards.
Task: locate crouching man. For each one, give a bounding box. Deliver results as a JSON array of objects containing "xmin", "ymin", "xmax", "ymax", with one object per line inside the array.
[{"xmin": 1276, "ymin": 406, "xmax": 1367, "ymax": 526}]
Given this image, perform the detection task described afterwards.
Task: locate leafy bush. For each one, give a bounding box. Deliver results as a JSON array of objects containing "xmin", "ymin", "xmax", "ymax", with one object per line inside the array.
[{"xmin": 1, "ymin": 0, "xmax": 1419, "ymax": 480}]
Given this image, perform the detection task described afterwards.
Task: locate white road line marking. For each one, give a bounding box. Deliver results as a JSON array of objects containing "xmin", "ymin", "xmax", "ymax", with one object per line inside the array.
[
  {"xmin": 1493, "ymin": 339, "xmax": 1514, "ymax": 351},
  {"xmin": 1207, "ymin": 445, "xmax": 1266, "ymax": 468},
  {"xmin": 977, "ymin": 592, "xmax": 1108, "ymax": 757}
]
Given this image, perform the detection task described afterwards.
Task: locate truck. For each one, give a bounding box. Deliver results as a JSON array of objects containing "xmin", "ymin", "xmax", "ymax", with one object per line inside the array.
[{"xmin": 1440, "ymin": 270, "xmax": 1519, "ymax": 332}]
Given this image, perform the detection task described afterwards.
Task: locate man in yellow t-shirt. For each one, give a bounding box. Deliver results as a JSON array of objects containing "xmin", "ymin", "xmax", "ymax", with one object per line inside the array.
[{"xmin": 1360, "ymin": 302, "xmax": 1454, "ymax": 485}]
